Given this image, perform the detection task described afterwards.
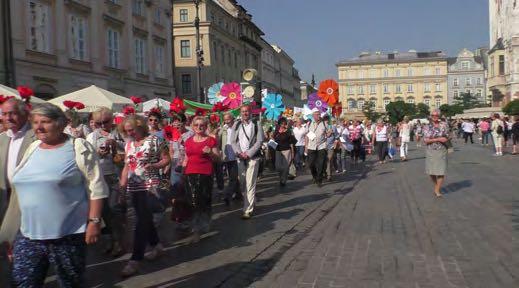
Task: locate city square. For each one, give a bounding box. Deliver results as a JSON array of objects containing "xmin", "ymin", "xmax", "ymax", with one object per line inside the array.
[{"xmin": 0, "ymin": 0, "xmax": 518, "ymax": 287}]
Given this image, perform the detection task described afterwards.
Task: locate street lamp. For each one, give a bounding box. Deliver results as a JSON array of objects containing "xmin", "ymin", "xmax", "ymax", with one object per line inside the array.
[{"xmin": 194, "ymin": 0, "xmax": 205, "ymax": 103}]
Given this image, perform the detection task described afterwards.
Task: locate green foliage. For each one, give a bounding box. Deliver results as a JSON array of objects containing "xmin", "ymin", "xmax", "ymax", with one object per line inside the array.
[
  {"xmin": 453, "ymin": 92, "xmax": 484, "ymax": 109},
  {"xmin": 362, "ymin": 101, "xmax": 382, "ymax": 122},
  {"xmin": 415, "ymin": 103, "xmax": 430, "ymax": 118},
  {"xmin": 440, "ymin": 104, "xmax": 464, "ymax": 118},
  {"xmin": 385, "ymin": 101, "xmax": 417, "ymax": 124},
  {"xmin": 502, "ymin": 99, "xmax": 519, "ymax": 116}
]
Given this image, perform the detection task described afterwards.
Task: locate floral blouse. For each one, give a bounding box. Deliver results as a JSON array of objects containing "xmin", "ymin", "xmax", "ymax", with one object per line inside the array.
[
  {"xmin": 423, "ymin": 122, "xmax": 449, "ymax": 150},
  {"xmin": 125, "ymin": 135, "xmax": 166, "ymax": 192}
]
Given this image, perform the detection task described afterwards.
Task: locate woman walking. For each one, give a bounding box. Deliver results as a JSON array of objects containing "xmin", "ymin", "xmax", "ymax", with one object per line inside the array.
[
  {"xmin": 491, "ymin": 113, "xmax": 505, "ymax": 156},
  {"xmin": 274, "ymin": 117, "xmax": 296, "ymax": 186},
  {"xmin": 423, "ymin": 110, "xmax": 449, "ymax": 198},
  {"xmin": 183, "ymin": 116, "xmax": 220, "ymax": 243},
  {"xmin": 119, "ymin": 115, "xmax": 170, "ymax": 277},
  {"xmin": 372, "ymin": 119, "xmax": 389, "ymax": 164},
  {"xmin": 399, "ymin": 116, "xmax": 411, "ymax": 161},
  {"xmin": 349, "ymin": 120, "xmax": 363, "ymax": 164}
]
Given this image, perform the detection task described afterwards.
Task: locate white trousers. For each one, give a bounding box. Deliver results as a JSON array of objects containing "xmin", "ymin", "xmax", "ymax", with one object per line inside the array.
[
  {"xmin": 400, "ymin": 141, "xmax": 409, "ymax": 158},
  {"xmin": 238, "ymin": 158, "xmax": 260, "ymax": 214}
]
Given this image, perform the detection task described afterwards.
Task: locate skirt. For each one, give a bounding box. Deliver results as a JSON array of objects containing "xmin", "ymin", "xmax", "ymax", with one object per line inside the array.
[{"xmin": 425, "ymin": 148, "xmax": 447, "ymax": 176}]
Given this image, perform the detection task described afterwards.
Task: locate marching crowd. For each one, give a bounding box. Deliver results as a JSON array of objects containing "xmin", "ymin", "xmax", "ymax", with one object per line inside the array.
[{"xmin": 0, "ymin": 97, "xmax": 518, "ymax": 287}]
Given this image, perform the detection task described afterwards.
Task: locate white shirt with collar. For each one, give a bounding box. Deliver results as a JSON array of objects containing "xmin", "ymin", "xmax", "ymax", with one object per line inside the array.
[
  {"xmin": 238, "ymin": 121, "xmax": 254, "ymax": 152},
  {"xmin": 6, "ymin": 123, "xmax": 30, "ymax": 180},
  {"xmin": 224, "ymin": 125, "xmax": 236, "ymax": 161}
]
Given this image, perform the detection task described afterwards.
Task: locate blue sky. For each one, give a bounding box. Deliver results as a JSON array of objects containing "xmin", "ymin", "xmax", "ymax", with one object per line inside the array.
[{"xmin": 240, "ymin": 0, "xmax": 489, "ymax": 83}]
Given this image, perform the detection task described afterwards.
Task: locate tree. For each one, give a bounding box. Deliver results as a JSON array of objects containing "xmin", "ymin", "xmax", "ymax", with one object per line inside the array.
[
  {"xmin": 363, "ymin": 101, "xmax": 382, "ymax": 122},
  {"xmin": 503, "ymin": 99, "xmax": 519, "ymax": 116},
  {"xmin": 453, "ymin": 92, "xmax": 483, "ymax": 109},
  {"xmin": 415, "ymin": 103, "xmax": 430, "ymax": 118},
  {"xmin": 440, "ymin": 104, "xmax": 464, "ymax": 118},
  {"xmin": 385, "ymin": 101, "xmax": 417, "ymax": 124}
]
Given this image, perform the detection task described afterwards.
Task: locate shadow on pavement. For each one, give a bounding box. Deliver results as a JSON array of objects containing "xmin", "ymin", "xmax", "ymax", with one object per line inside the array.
[{"xmin": 442, "ymin": 180, "xmax": 472, "ymax": 194}]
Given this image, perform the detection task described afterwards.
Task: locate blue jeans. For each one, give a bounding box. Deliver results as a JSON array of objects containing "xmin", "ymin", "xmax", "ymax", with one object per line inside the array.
[
  {"xmin": 481, "ymin": 131, "xmax": 490, "ymax": 145},
  {"xmin": 294, "ymin": 146, "xmax": 305, "ymax": 170}
]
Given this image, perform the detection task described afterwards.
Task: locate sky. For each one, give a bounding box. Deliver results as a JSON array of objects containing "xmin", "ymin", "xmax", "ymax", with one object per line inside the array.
[{"xmin": 239, "ymin": 0, "xmax": 490, "ymax": 83}]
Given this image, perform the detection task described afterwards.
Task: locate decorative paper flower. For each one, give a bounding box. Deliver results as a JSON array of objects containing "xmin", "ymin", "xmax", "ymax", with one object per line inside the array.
[
  {"xmin": 0, "ymin": 95, "xmax": 14, "ymax": 104},
  {"xmin": 163, "ymin": 125, "xmax": 181, "ymax": 142},
  {"xmin": 212, "ymin": 102, "xmax": 229, "ymax": 112},
  {"xmin": 208, "ymin": 82, "xmax": 225, "ymax": 104},
  {"xmin": 317, "ymin": 79, "xmax": 339, "ymax": 106},
  {"xmin": 262, "ymin": 93, "xmax": 285, "ymax": 120},
  {"xmin": 194, "ymin": 107, "xmax": 207, "ymax": 117},
  {"xmin": 16, "ymin": 86, "xmax": 33, "ymax": 100},
  {"xmin": 75, "ymin": 102, "xmax": 85, "ymax": 110},
  {"xmin": 221, "ymin": 82, "xmax": 242, "ymax": 109},
  {"xmin": 123, "ymin": 105, "xmax": 136, "ymax": 116},
  {"xmin": 308, "ymin": 93, "xmax": 328, "ymax": 113},
  {"xmin": 210, "ymin": 114, "xmax": 220, "ymax": 124},
  {"xmin": 147, "ymin": 107, "xmax": 162, "ymax": 116},
  {"xmin": 130, "ymin": 96, "xmax": 142, "ymax": 105},
  {"xmin": 170, "ymin": 97, "xmax": 186, "ymax": 114},
  {"xmin": 332, "ymin": 103, "xmax": 342, "ymax": 117},
  {"xmin": 63, "ymin": 100, "xmax": 85, "ymax": 110},
  {"xmin": 283, "ymin": 108, "xmax": 294, "ymax": 118}
]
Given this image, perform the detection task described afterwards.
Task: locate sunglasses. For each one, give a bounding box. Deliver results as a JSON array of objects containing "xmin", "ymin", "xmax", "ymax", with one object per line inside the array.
[
  {"xmin": 148, "ymin": 118, "xmax": 159, "ymax": 122},
  {"xmin": 95, "ymin": 119, "xmax": 111, "ymax": 126},
  {"xmin": 194, "ymin": 123, "xmax": 206, "ymax": 127}
]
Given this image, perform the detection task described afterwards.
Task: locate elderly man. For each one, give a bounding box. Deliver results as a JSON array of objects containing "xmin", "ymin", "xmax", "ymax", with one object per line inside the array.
[
  {"xmin": 231, "ymin": 105, "xmax": 264, "ymax": 219},
  {"xmin": 218, "ymin": 112, "xmax": 240, "ymax": 206},
  {"xmin": 0, "ymin": 98, "xmax": 36, "ymax": 287},
  {"xmin": 305, "ymin": 108, "xmax": 327, "ymax": 187}
]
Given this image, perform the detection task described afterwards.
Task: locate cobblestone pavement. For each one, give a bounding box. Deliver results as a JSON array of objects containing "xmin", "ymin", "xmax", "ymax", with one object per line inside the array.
[{"xmin": 252, "ymin": 143, "xmax": 518, "ymax": 288}]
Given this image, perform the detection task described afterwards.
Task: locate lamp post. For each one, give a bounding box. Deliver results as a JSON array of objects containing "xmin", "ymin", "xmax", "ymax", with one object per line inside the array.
[{"xmin": 194, "ymin": 0, "xmax": 204, "ymax": 103}]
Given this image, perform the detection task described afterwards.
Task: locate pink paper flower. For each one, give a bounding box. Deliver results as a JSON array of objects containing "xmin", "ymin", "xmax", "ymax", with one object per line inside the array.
[{"xmin": 220, "ymin": 82, "xmax": 242, "ymax": 109}]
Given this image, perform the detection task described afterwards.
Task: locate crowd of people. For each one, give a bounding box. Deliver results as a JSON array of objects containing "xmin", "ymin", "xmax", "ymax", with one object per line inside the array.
[{"xmin": 0, "ymin": 97, "xmax": 517, "ymax": 286}]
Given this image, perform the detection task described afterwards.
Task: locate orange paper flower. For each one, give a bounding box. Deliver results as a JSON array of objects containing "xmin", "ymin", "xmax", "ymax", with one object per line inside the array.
[{"xmin": 317, "ymin": 79, "xmax": 339, "ymax": 106}]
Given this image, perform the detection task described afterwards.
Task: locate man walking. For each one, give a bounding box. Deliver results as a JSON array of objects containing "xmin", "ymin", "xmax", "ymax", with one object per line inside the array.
[
  {"xmin": 231, "ymin": 105, "xmax": 264, "ymax": 219},
  {"xmin": 219, "ymin": 112, "xmax": 240, "ymax": 206},
  {"xmin": 305, "ymin": 109, "xmax": 327, "ymax": 187},
  {"xmin": 461, "ymin": 119, "xmax": 475, "ymax": 144},
  {"xmin": 0, "ymin": 98, "xmax": 37, "ymax": 287}
]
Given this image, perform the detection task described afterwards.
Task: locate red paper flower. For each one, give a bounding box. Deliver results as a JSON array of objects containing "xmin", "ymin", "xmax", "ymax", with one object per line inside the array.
[
  {"xmin": 170, "ymin": 97, "xmax": 186, "ymax": 114},
  {"xmin": 195, "ymin": 107, "xmax": 207, "ymax": 116},
  {"xmin": 209, "ymin": 114, "xmax": 220, "ymax": 124},
  {"xmin": 317, "ymin": 79, "xmax": 339, "ymax": 106},
  {"xmin": 130, "ymin": 96, "xmax": 142, "ymax": 105},
  {"xmin": 332, "ymin": 103, "xmax": 342, "ymax": 117},
  {"xmin": 212, "ymin": 102, "xmax": 229, "ymax": 112},
  {"xmin": 0, "ymin": 95, "xmax": 14, "ymax": 104},
  {"xmin": 74, "ymin": 102, "xmax": 85, "ymax": 110},
  {"xmin": 63, "ymin": 100, "xmax": 77, "ymax": 109},
  {"xmin": 163, "ymin": 125, "xmax": 181, "ymax": 142},
  {"xmin": 16, "ymin": 86, "xmax": 33, "ymax": 100},
  {"xmin": 123, "ymin": 105, "xmax": 136, "ymax": 115}
]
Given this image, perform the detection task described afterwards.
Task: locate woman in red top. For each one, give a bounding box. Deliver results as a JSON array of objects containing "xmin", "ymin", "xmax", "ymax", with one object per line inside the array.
[{"xmin": 183, "ymin": 116, "xmax": 220, "ymax": 242}]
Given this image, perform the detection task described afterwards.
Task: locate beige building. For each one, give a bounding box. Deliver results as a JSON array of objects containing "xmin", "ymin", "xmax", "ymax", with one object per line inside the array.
[
  {"xmin": 7, "ymin": 0, "xmax": 175, "ymax": 100},
  {"xmin": 173, "ymin": 0, "xmax": 263, "ymax": 101},
  {"xmin": 337, "ymin": 50, "xmax": 449, "ymax": 118}
]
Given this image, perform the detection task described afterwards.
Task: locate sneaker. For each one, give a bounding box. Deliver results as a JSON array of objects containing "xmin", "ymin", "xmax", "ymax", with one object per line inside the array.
[
  {"xmin": 121, "ymin": 260, "xmax": 139, "ymax": 277},
  {"xmin": 145, "ymin": 243, "xmax": 164, "ymax": 261},
  {"xmin": 241, "ymin": 213, "xmax": 251, "ymax": 220}
]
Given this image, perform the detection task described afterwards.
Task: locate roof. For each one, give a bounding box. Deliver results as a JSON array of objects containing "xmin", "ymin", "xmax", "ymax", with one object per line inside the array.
[
  {"xmin": 337, "ymin": 51, "xmax": 448, "ymax": 66},
  {"xmin": 489, "ymin": 38, "xmax": 505, "ymax": 54}
]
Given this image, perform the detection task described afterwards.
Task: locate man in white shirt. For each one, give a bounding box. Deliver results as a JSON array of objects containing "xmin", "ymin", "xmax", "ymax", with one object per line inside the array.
[
  {"xmin": 231, "ymin": 105, "xmax": 264, "ymax": 219},
  {"xmin": 461, "ymin": 119, "xmax": 475, "ymax": 144},
  {"xmin": 0, "ymin": 98, "xmax": 36, "ymax": 287},
  {"xmin": 305, "ymin": 109, "xmax": 327, "ymax": 187},
  {"xmin": 219, "ymin": 112, "xmax": 239, "ymax": 206}
]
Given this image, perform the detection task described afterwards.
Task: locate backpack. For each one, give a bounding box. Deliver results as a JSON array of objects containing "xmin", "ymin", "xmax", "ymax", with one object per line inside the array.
[{"xmin": 497, "ymin": 124, "xmax": 504, "ymax": 135}]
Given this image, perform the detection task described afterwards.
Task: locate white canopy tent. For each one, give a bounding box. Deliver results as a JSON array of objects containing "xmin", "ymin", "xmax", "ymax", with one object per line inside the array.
[
  {"xmin": 0, "ymin": 84, "xmax": 46, "ymax": 103},
  {"xmin": 453, "ymin": 107, "xmax": 503, "ymax": 119},
  {"xmin": 142, "ymin": 98, "xmax": 170, "ymax": 113},
  {"xmin": 48, "ymin": 85, "xmax": 133, "ymax": 112}
]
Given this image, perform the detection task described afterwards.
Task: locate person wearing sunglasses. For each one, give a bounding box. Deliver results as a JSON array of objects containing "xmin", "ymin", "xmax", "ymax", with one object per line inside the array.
[
  {"xmin": 148, "ymin": 111, "xmax": 164, "ymax": 140},
  {"xmin": 423, "ymin": 110, "xmax": 449, "ymax": 198}
]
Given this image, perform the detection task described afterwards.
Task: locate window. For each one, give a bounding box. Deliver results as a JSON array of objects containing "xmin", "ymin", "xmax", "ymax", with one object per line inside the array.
[
  {"xmin": 180, "ymin": 40, "xmax": 191, "ymax": 58},
  {"xmin": 490, "ymin": 56, "xmax": 495, "ymax": 76},
  {"xmin": 453, "ymin": 78, "xmax": 459, "ymax": 86},
  {"xmin": 476, "ymin": 77, "xmax": 482, "ymax": 85},
  {"xmin": 107, "ymin": 28, "xmax": 120, "ymax": 68},
  {"xmin": 435, "ymin": 67, "xmax": 441, "ymax": 75},
  {"xmin": 476, "ymin": 89, "xmax": 482, "ymax": 97},
  {"xmin": 383, "ymin": 69, "xmax": 389, "ymax": 77},
  {"xmin": 424, "ymin": 98, "xmax": 431, "ymax": 106},
  {"xmin": 348, "ymin": 100, "xmax": 355, "ymax": 110},
  {"xmin": 179, "ymin": 9, "xmax": 188, "ymax": 22},
  {"xmin": 465, "ymin": 78, "xmax": 472, "ymax": 86},
  {"xmin": 134, "ymin": 38, "xmax": 146, "ymax": 74},
  {"xmin": 435, "ymin": 99, "xmax": 442, "ymax": 109},
  {"xmin": 498, "ymin": 55, "xmax": 505, "ymax": 75},
  {"xmin": 383, "ymin": 99, "xmax": 390, "ymax": 109},
  {"xmin": 358, "ymin": 70, "xmax": 364, "ymax": 78},
  {"xmin": 347, "ymin": 86, "xmax": 354, "ymax": 94},
  {"xmin": 28, "ymin": 1, "xmax": 51, "ymax": 53},
  {"xmin": 435, "ymin": 83, "xmax": 441, "ymax": 92},
  {"xmin": 407, "ymin": 98, "xmax": 415, "ymax": 104},
  {"xmin": 133, "ymin": 0, "xmax": 144, "ymax": 16},
  {"xmin": 383, "ymin": 84, "xmax": 389, "ymax": 93},
  {"xmin": 395, "ymin": 69, "xmax": 401, "ymax": 77},
  {"xmin": 396, "ymin": 84, "xmax": 402, "ymax": 93},
  {"xmin": 69, "ymin": 14, "xmax": 87, "ymax": 60},
  {"xmin": 370, "ymin": 84, "xmax": 376, "ymax": 94},
  {"xmin": 407, "ymin": 84, "xmax": 413, "ymax": 92},
  {"xmin": 424, "ymin": 83, "xmax": 430, "ymax": 92},
  {"xmin": 461, "ymin": 61, "xmax": 470, "ymax": 70},
  {"xmin": 154, "ymin": 44, "xmax": 165, "ymax": 77},
  {"xmin": 357, "ymin": 100, "xmax": 365, "ymax": 110},
  {"xmin": 454, "ymin": 90, "xmax": 459, "ymax": 98},
  {"xmin": 370, "ymin": 69, "xmax": 376, "ymax": 78},
  {"xmin": 358, "ymin": 85, "xmax": 364, "ymax": 94},
  {"xmin": 408, "ymin": 67, "xmax": 413, "ymax": 76},
  {"xmin": 181, "ymin": 74, "xmax": 192, "ymax": 94},
  {"xmin": 154, "ymin": 7, "xmax": 161, "ymax": 24}
]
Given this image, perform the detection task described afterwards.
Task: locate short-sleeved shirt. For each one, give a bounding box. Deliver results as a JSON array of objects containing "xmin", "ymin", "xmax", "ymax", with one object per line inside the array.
[
  {"xmin": 307, "ymin": 121, "xmax": 327, "ymax": 150},
  {"xmin": 125, "ymin": 135, "xmax": 164, "ymax": 192},
  {"xmin": 184, "ymin": 136, "xmax": 217, "ymax": 175},
  {"xmin": 423, "ymin": 122, "xmax": 449, "ymax": 150},
  {"xmin": 479, "ymin": 121, "xmax": 490, "ymax": 132},
  {"xmin": 292, "ymin": 126, "xmax": 307, "ymax": 146},
  {"xmin": 86, "ymin": 129, "xmax": 124, "ymax": 175},
  {"xmin": 274, "ymin": 131, "xmax": 296, "ymax": 151}
]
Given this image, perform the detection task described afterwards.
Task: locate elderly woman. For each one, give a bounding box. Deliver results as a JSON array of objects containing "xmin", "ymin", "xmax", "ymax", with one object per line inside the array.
[
  {"xmin": 371, "ymin": 119, "xmax": 389, "ymax": 164},
  {"xmin": 119, "ymin": 115, "xmax": 170, "ymax": 277},
  {"xmin": 399, "ymin": 116, "xmax": 411, "ymax": 161},
  {"xmin": 423, "ymin": 110, "xmax": 449, "ymax": 198},
  {"xmin": 273, "ymin": 117, "xmax": 296, "ymax": 186},
  {"xmin": 182, "ymin": 116, "xmax": 220, "ymax": 243},
  {"xmin": 1, "ymin": 103, "xmax": 108, "ymax": 287}
]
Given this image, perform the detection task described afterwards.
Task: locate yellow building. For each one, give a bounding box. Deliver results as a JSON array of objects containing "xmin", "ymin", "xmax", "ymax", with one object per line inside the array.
[{"xmin": 336, "ymin": 51, "xmax": 449, "ymax": 118}]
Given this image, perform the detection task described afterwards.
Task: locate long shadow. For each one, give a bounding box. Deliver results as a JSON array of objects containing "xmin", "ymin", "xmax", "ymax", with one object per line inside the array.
[{"xmin": 442, "ymin": 180, "xmax": 472, "ymax": 194}]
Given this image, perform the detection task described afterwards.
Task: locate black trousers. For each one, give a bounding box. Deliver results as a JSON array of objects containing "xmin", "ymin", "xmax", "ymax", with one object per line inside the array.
[
  {"xmin": 131, "ymin": 191, "xmax": 160, "ymax": 261},
  {"xmin": 307, "ymin": 149, "xmax": 326, "ymax": 183},
  {"xmin": 463, "ymin": 132, "xmax": 474, "ymax": 143},
  {"xmin": 376, "ymin": 141, "xmax": 388, "ymax": 162}
]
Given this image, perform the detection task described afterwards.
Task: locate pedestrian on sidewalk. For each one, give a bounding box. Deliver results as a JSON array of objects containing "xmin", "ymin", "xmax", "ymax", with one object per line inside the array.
[
  {"xmin": 414, "ymin": 120, "xmax": 423, "ymax": 147},
  {"xmin": 399, "ymin": 116, "xmax": 411, "ymax": 161},
  {"xmin": 491, "ymin": 113, "xmax": 505, "ymax": 156},
  {"xmin": 218, "ymin": 112, "xmax": 240, "ymax": 206},
  {"xmin": 504, "ymin": 117, "xmax": 513, "ymax": 147},
  {"xmin": 274, "ymin": 117, "xmax": 296, "ymax": 186},
  {"xmin": 478, "ymin": 118, "xmax": 491, "ymax": 146},
  {"xmin": 305, "ymin": 109, "xmax": 327, "ymax": 187},
  {"xmin": 349, "ymin": 120, "xmax": 363, "ymax": 165},
  {"xmin": 183, "ymin": 116, "xmax": 220, "ymax": 243},
  {"xmin": 372, "ymin": 119, "xmax": 389, "ymax": 164},
  {"xmin": 461, "ymin": 119, "xmax": 475, "ymax": 144},
  {"xmin": 324, "ymin": 115, "xmax": 338, "ymax": 181},
  {"xmin": 512, "ymin": 117, "xmax": 519, "ymax": 155},
  {"xmin": 292, "ymin": 117, "xmax": 307, "ymax": 171},
  {"xmin": 119, "ymin": 115, "xmax": 170, "ymax": 277},
  {"xmin": 231, "ymin": 105, "xmax": 264, "ymax": 220},
  {"xmin": 336, "ymin": 118, "xmax": 350, "ymax": 173},
  {"xmin": 423, "ymin": 110, "xmax": 449, "ymax": 198}
]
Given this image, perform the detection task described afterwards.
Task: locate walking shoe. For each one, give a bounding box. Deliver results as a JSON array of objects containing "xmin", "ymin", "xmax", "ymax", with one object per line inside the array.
[
  {"xmin": 241, "ymin": 213, "xmax": 251, "ymax": 220},
  {"xmin": 121, "ymin": 260, "xmax": 139, "ymax": 277},
  {"xmin": 145, "ymin": 243, "xmax": 164, "ymax": 261},
  {"xmin": 111, "ymin": 241, "xmax": 125, "ymax": 258}
]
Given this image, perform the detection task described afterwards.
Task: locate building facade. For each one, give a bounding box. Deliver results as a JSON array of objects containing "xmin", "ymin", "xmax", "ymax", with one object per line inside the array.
[
  {"xmin": 488, "ymin": 0, "xmax": 519, "ymax": 106},
  {"xmin": 447, "ymin": 49, "xmax": 487, "ymax": 105},
  {"xmin": 337, "ymin": 50, "xmax": 449, "ymax": 118},
  {"xmin": 173, "ymin": 0, "xmax": 263, "ymax": 101},
  {"xmin": 7, "ymin": 0, "xmax": 175, "ymax": 101}
]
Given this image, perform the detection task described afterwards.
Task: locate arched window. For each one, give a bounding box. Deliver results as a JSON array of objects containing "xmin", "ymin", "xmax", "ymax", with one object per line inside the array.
[{"xmin": 34, "ymin": 84, "xmax": 57, "ymax": 100}]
